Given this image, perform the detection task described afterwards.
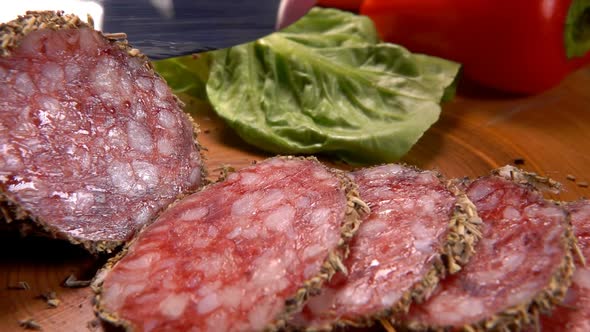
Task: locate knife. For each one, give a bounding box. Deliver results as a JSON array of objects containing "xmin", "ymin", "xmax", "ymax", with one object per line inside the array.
[{"xmin": 1, "ymin": 0, "xmax": 316, "ymax": 59}]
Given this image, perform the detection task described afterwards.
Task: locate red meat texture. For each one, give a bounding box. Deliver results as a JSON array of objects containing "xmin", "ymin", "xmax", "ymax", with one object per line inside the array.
[
  {"xmin": 537, "ymin": 200, "xmax": 590, "ymax": 332},
  {"xmin": 294, "ymin": 164, "xmax": 455, "ymax": 328},
  {"xmin": 0, "ymin": 28, "xmax": 202, "ymax": 244},
  {"xmin": 100, "ymin": 158, "xmax": 349, "ymax": 332},
  {"xmin": 407, "ymin": 176, "xmax": 568, "ymax": 327}
]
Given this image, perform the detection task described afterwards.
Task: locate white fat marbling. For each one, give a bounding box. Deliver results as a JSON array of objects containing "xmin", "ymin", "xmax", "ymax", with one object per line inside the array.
[
  {"xmin": 197, "ymin": 293, "xmax": 220, "ymax": 314},
  {"xmin": 157, "ymin": 138, "xmax": 174, "ymax": 156},
  {"xmin": 159, "ymin": 293, "xmax": 190, "ymax": 319},
  {"xmin": 14, "ymin": 72, "xmax": 36, "ymax": 95},
  {"xmin": 573, "ymin": 268, "xmax": 590, "ymax": 289},
  {"xmin": 127, "ymin": 121, "xmax": 153, "ymax": 154},
  {"xmin": 264, "ymin": 205, "xmax": 295, "ymax": 232},
  {"xmin": 108, "ymin": 161, "xmax": 134, "ymax": 192}
]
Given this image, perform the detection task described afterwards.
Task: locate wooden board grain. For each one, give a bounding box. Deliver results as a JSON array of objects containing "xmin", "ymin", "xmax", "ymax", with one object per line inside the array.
[{"xmin": 1, "ymin": 66, "xmax": 589, "ymax": 331}]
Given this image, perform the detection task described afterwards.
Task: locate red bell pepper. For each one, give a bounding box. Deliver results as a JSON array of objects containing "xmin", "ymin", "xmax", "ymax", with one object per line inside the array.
[
  {"xmin": 360, "ymin": 0, "xmax": 590, "ymax": 94},
  {"xmin": 316, "ymin": 0, "xmax": 364, "ymax": 12}
]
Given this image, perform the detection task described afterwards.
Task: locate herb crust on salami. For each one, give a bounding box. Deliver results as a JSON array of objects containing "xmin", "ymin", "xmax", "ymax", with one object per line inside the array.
[
  {"xmin": 93, "ymin": 156, "xmax": 367, "ymax": 332},
  {"xmin": 290, "ymin": 164, "xmax": 481, "ymax": 331},
  {"xmin": 0, "ymin": 11, "xmax": 204, "ymax": 253},
  {"xmin": 401, "ymin": 166, "xmax": 576, "ymax": 332},
  {"xmin": 535, "ymin": 199, "xmax": 590, "ymax": 332}
]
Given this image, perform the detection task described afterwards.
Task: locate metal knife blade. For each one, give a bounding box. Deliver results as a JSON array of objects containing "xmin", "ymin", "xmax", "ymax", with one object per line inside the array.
[{"xmin": 2, "ymin": 0, "xmax": 316, "ymax": 59}]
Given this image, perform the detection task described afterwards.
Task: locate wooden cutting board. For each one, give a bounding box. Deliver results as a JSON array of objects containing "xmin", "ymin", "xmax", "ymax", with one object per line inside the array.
[{"xmin": 1, "ymin": 66, "xmax": 589, "ymax": 331}]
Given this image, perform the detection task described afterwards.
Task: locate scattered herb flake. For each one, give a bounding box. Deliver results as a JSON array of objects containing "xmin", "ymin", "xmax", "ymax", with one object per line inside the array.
[
  {"xmin": 513, "ymin": 158, "xmax": 525, "ymax": 165},
  {"xmin": 213, "ymin": 165, "xmax": 236, "ymax": 181},
  {"xmin": 8, "ymin": 281, "xmax": 30, "ymax": 290},
  {"xmin": 18, "ymin": 318, "xmax": 41, "ymax": 330},
  {"xmin": 578, "ymin": 181, "xmax": 589, "ymax": 188},
  {"xmin": 86, "ymin": 319, "xmax": 100, "ymax": 331},
  {"xmin": 62, "ymin": 274, "xmax": 91, "ymax": 288},
  {"xmin": 39, "ymin": 291, "xmax": 60, "ymax": 308},
  {"xmin": 567, "ymin": 174, "xmax": 577, "ymax": 181},
  {"xmin": 47, "ymin": 298, "xmax": 60, "ymax": 308}
]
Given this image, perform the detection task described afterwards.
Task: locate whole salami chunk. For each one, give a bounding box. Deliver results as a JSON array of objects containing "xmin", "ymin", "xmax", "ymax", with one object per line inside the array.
[
  {"xmin": 290, "ymin": 164, "xmax": 481, "ymax": 330},
  {"xmin": 535, "ymin": 200, "xmax": 590, "ymax": 332},
  {"xmin": 402, "ymin": 166, "xmax": 575, "ymax": 331},
  {"xmin": 93, "ymin": 156, "xmax": 366, "ymax": 332},
  {"xmin": 0, "ymin": 12, "xmax": 203, "ymax": 253}
]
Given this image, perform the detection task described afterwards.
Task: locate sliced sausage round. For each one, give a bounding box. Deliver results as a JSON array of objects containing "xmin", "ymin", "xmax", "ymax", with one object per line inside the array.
[
  {"xmin": 402, "ymin": 166, "xmax": 575, "ymax": 331},
  {"xmin": 0, "ymin": 12, "xmax": 204, "ymax": 252},
  {"xmin": 93, "ymin": 156, "xmax": 365, "ymax": 332},
  {"xmin": 291, "ymin": 164, "xmax": 481, "ymax": 330}
]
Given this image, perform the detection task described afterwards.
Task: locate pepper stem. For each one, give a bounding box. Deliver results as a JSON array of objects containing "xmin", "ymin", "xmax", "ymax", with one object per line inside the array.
[{"xmin": 565, "ymin": 0, "xmax": 590, "ymax": 58}]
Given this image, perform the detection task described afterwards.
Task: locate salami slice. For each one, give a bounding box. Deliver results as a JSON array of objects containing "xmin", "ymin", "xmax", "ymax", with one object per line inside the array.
[
  {"xmin": 402, "ymin": 166, "xmax": 575, "ymax": 331},
  {"xmin": 290, "ymin": 164, "xmax": 481, "ymax": 330},
  {"xmin": 0, "ymin": 12, "xmax": 203, "ymax": 253},
  {"xmin": 93, "ymin": 156, "xmax": 366, "ymax": 332},
  {"xmin": 536, "ymin": 200, "xmax": 590, "ymax": 331}
]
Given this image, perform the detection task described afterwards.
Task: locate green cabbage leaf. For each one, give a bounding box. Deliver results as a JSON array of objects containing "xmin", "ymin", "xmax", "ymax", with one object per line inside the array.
[
  {"xmin": 159, "ymin": 7, "xmax": 460, "ymax": 164},
  {"xmin": 153, "ymin": 53, "xmax": 211, "ymax": 100},
  {"xmin": 206, "ymin": 8, "xmax": 459, "ymax": 164}
]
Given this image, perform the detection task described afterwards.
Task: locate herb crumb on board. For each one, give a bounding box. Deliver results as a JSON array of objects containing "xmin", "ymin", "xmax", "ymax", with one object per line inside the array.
[
  {"xmin": 7, "ymin": 281, "xmax": 30, "ymax": 290},
  {"xmin": 513, "ymin": 158, "xmax": 525, "ymax": 165},
  {"xmin": 18, "ymin": 319, "xmax": 41, "ymax": 331},
  {"xmin": 39, "ymin": 291, "xmax": 60, "ymax": 308},
  {"xmin": 86, "ymin": 319, "xmax": 101, "ymax": 331},
  {"xmin": 62, "ymin": 274, "xmax": 91, "ymax": 288}
]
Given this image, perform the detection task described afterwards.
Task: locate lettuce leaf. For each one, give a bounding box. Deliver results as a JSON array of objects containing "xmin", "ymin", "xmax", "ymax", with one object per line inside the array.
[
  {"xmin": 158, "ymin": 7, "xmax": 460, "ymax": 164},
  {"xmin": 206, "ymin": 7, "xmax": 459, "ymax": 164},
  {"xmin": 153, "ymin": 53, "xmax": 211, "ymax": 100}
]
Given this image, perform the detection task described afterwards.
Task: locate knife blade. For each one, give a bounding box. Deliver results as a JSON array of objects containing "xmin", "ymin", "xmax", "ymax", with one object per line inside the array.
[{"xmin": 1, "ymin": 0, "xmax": 316, "ymax": 59}]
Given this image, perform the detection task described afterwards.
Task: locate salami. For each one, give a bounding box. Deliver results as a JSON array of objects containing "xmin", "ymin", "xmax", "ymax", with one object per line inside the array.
[
  {"xmin": 536, "ymin": 200, "xmax": 590, "ymax": 331},
  {"xmin": 402, "ymin": 166, "xmax": 575, "ymax": 331},
  {"xmin": 290, "ymin": 164, "xmax": 481, "ymax": 330},
  {"xmin": 0, "ymin": 12, "xmax": 203, "ymax": 253},
  {"xmin": 93, "ymin": 156, "xmax": 366, "ymax": 332}
]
